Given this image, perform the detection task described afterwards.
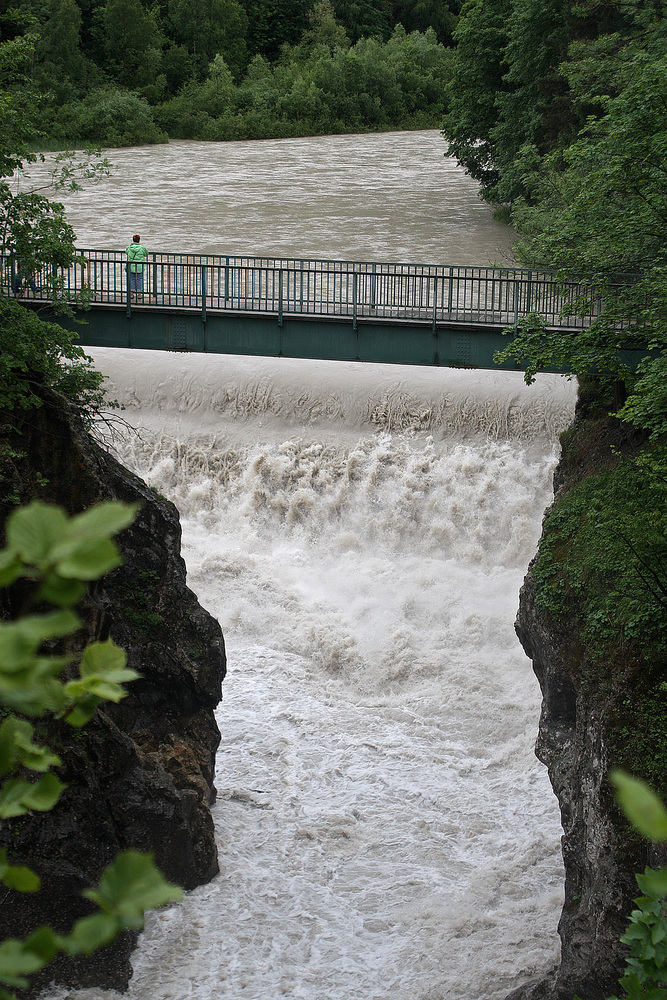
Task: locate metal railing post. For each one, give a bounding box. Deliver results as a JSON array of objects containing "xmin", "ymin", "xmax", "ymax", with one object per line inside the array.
[
  {"xmin": 278, "ymin": 269, "xmax": 284, "ymax": 327},
  {"xmin": 432, "ymin": 275, "xmax": 438, "ymax": 334},
  {"xmin": 352, "ymin": 271, "xmax": 357, "ymax": 332},
  {"xmin": 526, "ymin": 270, "xmax": 533, "ymax": 313},
  {"xmin": 126, "ymin": 261, "xmax": 131, "ymax": 318},
  {"xmin": 225, "ymin": 257, "xmax": 229, "ymax": 300},
  {"xmin": 371, "ymin": 263, "xmax": 376, "ymax": 309},
  {"xmin": 152, "ymin": 255, "xmax": 157, "ymax": 302},
  {"xmin": 448, "ymin": 266, "xmax": 454, "ymax": 319},
  {"xmin": 201, "ymin": 266, "xmax": 207, "ymax": 324}
]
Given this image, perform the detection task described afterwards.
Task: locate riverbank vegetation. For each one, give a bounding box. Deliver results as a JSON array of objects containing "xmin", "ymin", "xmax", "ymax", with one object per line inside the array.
[
  {"xmin": 0, "ymin": 0, "xmax": 454, "ymax": 146},
  {"xmin": 442, "ymin": 0, "xmax": 667, "ymax": 813}
]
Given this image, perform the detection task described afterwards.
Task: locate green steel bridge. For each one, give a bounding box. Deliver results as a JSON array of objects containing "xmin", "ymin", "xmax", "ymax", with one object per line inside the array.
[{"xmin": 13, "ymin": 250, "xmax": 636, "ymax": 371}]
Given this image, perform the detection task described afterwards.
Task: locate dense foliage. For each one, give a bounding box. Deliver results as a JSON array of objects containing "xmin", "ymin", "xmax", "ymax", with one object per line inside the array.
[
  {"xmin": 0, "ymin": 26, "xmax": 110, "ymax": 410},
  {"xmin": 444, "ymin": 1, "xmax": 667, "ymax": 401},
  {"xmin": 0, "ymin": 0, "xmax": 456, "ymax": 144}
]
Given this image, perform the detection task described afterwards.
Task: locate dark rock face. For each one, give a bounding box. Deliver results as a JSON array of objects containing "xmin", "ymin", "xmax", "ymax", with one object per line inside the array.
[
  {"xmin": 508, "ymin": 566, "xmax": 637, "ymax": 1000},
  {"xmin": 0, "ymin": 390, "xmax": 226, "ymax": 993},
  {"xmin": 505, "ymin": 401, "xmax": 655, "ymax": 1000}
]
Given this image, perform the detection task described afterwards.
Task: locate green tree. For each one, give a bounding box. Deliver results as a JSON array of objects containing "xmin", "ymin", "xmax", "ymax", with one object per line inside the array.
[
  {"xmin": 0, "ymin": 29, "xmax": 113, "ymax": 453},
  {"xmin": 495, "ymin": 19, "xmax": 667, "ymax": 402},
  {"xmin": 238, "ymin": 0, "xmax": 312, "ymax": 62},
  {"xmin": 0, "ymin": 28, "xmax": 111, "ymax": 307},
  {"xmin": 392, "ymin": 0, "xmax": 459, "ymax": 45},
  {"xmin": 103, "ymin": 0, "xmax": 163, "ymax": 88},
  {"xmin": 489, "ymin": 0, "xmax": 577, "ymax": 203},
  {"xmin": 441, "ymin": 0, "xmax": 511, "ymax": 196},
  {"xmin": 441, "ymin": 0, "xmax": 634, "ymax": 204},
  {"xmin": 295, "ymin": 0, "xmax": 351, "ymax": 57},
  {"xmin": 167, "ymin": 0, "xmax": 247, "ymax": 77},
  {"xmin": 35, "ymin": 0, "xmax": 86, "ymax": 94},
  {"xmin": 332, "ymin": 0, "xmax": 393, "ymax": 43}
]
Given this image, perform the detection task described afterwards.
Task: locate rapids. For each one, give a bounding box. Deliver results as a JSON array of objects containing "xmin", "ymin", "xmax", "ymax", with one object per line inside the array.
[{"xmin": 44, "ymin": 350, "xmax": 575, "ymax": 1000}]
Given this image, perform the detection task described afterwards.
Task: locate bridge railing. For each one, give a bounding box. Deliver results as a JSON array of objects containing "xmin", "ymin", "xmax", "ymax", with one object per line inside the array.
[{"xmin": 3, "ymin": 250, "xmax": 622, "ymax": 329}]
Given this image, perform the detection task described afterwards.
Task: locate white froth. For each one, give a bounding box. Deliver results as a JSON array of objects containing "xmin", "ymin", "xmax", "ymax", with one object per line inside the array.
[{"xmin": 43, "ymin": 351, "xmax": 574, "ymax": 1000}]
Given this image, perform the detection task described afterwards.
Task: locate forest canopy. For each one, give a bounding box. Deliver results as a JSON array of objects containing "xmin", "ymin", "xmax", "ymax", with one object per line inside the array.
[{"xmin": 0, "ymin": 0, "xmax": 458, "ymax": 145}]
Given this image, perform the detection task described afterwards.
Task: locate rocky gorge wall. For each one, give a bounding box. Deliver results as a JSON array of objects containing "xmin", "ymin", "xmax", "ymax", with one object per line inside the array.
[
  {"xmin": 509, "ymin": 565, "xmax": 637, "ymax": 1000},
  {"xmin": 507, "ymin": 385, "xmax": 667, "ymax": 1000},
  {"xmin": 0, "ymin": 388, "xmax": 226, "ymax": 994}
]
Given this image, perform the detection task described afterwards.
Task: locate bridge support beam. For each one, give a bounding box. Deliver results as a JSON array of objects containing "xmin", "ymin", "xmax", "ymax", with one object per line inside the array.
[
  {"xmin": 41, "ymin": 303, "xmax": 652, "ymax": 374},
  {"xmin": 53, "ymin": 304, "xmax": 535, "ymax": 371}
]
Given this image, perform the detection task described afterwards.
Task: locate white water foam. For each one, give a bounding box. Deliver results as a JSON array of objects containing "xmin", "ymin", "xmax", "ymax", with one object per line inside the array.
[{"xmin": 45, "ymin": 350, "xmax": 576, "ymax": 1000}]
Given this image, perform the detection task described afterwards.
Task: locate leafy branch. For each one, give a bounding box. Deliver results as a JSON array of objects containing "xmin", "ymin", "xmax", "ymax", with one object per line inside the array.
[
  {"xmin": 0, "ymin": 500, "xmax": 183, "ymax": 999},
  {"xmin": 605, "ymin": 773, "xmax": 667, "ymax": 1000}
]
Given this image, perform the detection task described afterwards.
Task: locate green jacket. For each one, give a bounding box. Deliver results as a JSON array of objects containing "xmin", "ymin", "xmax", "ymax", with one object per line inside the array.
[{"xmin": 126, "ymin": 242, "xmax": 148, "ymax": 272}]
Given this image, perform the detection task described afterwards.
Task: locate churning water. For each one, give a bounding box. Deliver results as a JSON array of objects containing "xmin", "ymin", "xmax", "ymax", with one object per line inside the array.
[{"xmin": 41, "ymin": 132, "xmax": 575, "ymax": 1000}]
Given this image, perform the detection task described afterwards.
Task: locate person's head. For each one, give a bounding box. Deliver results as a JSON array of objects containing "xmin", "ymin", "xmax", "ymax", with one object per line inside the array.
[{"xmin": 133, "ymin": 234, "xmax": 141, "ymax": 242}]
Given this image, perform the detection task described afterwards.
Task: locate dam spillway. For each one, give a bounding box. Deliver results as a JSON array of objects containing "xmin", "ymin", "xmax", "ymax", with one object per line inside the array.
[{"xmin": 41, "ymin": 349, "xmax": 576, "ymax": 1000}]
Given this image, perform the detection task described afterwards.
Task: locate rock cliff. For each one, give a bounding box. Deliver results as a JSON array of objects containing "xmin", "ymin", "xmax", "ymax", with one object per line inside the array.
[
  {"xmin": 509, "ymin": 565, "xmax": 638, "ymax": 1000},
  {"xmin": 507, "ymin": 388, "xmax": 663, "ymax": 1000},
  {"xmin": 0, "ymin": 387, "xmax": 226, "ymax": 993}
]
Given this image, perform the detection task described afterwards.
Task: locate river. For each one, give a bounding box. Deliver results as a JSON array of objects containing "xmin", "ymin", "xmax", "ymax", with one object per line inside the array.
[{"xmin": 41, "ymin": 131, "xmax": 574, "ymax": 1000}]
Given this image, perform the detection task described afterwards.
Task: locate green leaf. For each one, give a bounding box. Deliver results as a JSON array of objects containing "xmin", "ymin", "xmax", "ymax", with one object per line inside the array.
[
  {"xmin": 67, "ymin": 678, "xmax": 133, "ymax": 703},
  {"xmin": 79, "ymin": 638, "xmax": 128, "ymax": 677},
  {"xmin": 54, "ymin": 538, "xmax": 122, "ymax": 580},
  {"xmin": 70, "ymin": 502, "xmax": 138, "ymax": 543},
  {"xmin": 64, "ymin": 696, "xmax": 101, "ymax": 729},
  {"xmin": 0, "ymin": 552, "xmax": 23, "ymax": 588},
  {"xmin": 22, "ymin": 927, "xmax": 59, "ymax": 963},
  {"xmin": 46, "ymin": 501, "xmax": 137, "ymax": 581},
  {"xmin": 0, "ymin": 664, "xmax": 70, "ymax": 717},
  {"xmin": 2, "ymin": 866, "xmax": 40, "ymax": 893},
  {"xmin": 0, "ymin": 773, "xmax": 64, "ymax": 819},
  {"xmin": 651, "ymin": 920, "xmax": 667, "ymax": 945},
  {"xmin": 36, "ymin": 573, "xmax": 86, "ymax": 608},
  {"xmin": 6, "ymin": 502, "xmax": 68, "ymax": 565},
  {"xmin": 0, "ymin": 610, "xmax": 78, "ymax": 715},
  {"xmin": 61, "ymin": 912, "xmax": 120, "ymax": 956},
  {"xmin": 611, "ymin": 771, "xmax": 667, "ymax": 842},
  {"xmin": 0, "ymin": 611, "xmax": 79, "ymax": 671},
  {"xmin": 0, "ymin": 939, "xmax": 44, "ymax": 988},
  {"xmin": 82, "ymin": 851, "xmax": 182, "ymax": 925},
  {"xmin": 636, "ymin": 867, "xmax": 667, "ymax": 900},
  {"xmin": 63, "ymin": 640, "xmax": 139, "ymax": 723},
  {"xmin": 0, "ymin": 849, "xmax": 40, "ymax": 893},
  {"xmin": 0, "ymin": 717, "xmax": 60, "ymax": 775}
]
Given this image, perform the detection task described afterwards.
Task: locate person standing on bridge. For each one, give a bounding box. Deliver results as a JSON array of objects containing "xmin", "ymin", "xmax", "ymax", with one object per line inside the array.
[{"xmin": 126, "ymin": 234, "xmax": 148, "ymax": 301}]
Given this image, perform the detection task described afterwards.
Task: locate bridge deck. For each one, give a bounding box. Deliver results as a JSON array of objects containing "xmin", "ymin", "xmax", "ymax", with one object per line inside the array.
[{"xmin": 7, "ymin": 251, "xmax": 640, "ymax": 371}]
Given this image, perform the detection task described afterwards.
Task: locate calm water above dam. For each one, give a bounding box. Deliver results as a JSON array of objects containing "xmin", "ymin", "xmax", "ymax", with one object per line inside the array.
[
  {"xmin": 42, "ymin": 131, "xmax": 573, "ymax": 1000},
  {"xmin": 25, "ymin": 130, "xmax": 514, "ymax": 264}
]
